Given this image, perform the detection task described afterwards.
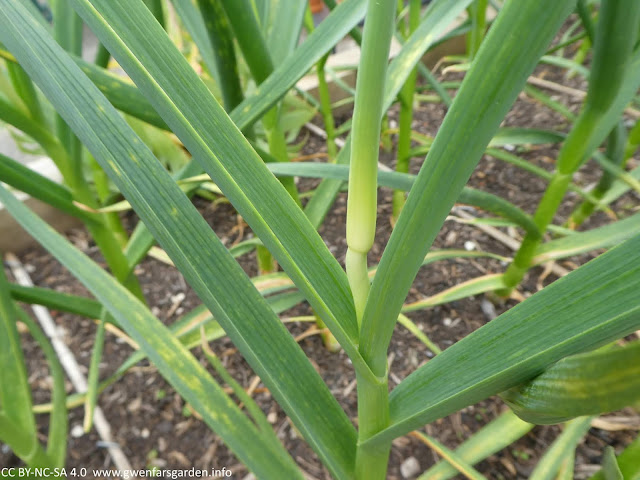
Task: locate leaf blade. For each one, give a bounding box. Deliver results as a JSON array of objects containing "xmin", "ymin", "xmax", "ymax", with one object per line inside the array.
[{"xmin": 366, "ymin": 233, "xmax": 640, "ymax": 446}]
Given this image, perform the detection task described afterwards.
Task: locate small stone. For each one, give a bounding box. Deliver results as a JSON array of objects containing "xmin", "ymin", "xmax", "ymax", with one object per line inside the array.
[
  {"xmin": 71, "ymin": 424, "xmax": 84, "ymax": 438},
  {"xmin": 443, "ymin": 317, "xmax": 452, "ymax": 327},
  {"xmin": 141, "ymin": 428, "xmax": 150, "ymax": 439},
  {"xmin": 400, "ymin": 456, "xmax": 420, "ymax": 478},
  {"xmin": 444, "ymin": 231, "xmax": 458, "ymax": 246},
  {"xmin": 267, "ymin": 412, "xmax": 278, "ymax": 424},
  {"xmin": 464, "ymin": 240, "xmax": 476, "ymax": 251},
  {"xmin": 481, "ymin": 299, "xmax": 497, "ymax": 321}
]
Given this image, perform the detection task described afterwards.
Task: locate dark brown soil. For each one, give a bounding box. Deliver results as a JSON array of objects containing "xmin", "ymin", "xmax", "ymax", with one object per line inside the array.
[{"xmin": 3, "ymin": 20, "xmax": 640, "ymax": 480}]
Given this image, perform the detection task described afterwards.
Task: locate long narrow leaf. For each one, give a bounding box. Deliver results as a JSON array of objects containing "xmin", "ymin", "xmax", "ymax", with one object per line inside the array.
[
  {"xmin": 230, "ymin": 0, "xmax": 366, "ymax": 129},
  {"xmin": 269, "ymin": 162, "xmax": 538, "ymax": 234},
  {"xmin": 0, "ymin": 4, "xmax": 357, "ymax": 476},
  {"xmin": 533, "ymin": 211, "xmax": 640, "ymax": 265},
  {"xmin": 0, "ymin": 183, "xmax": 304, "ymax": 479},
  {"xmin": 419, "ymin": 411, "xmax": 533, "ymax": 480},
  {"xmin": 589, "ymin": 436, "xmax": 640, "ymax": 480},
  {"xmin": 266, "ymin": 0, "xmax": 306, "ymax": 67},
  {"xmin": 359, "ymin": 0, "xmax": 576, "ymax": 376},
  {"xmin": 16, "ymin": 309, "xmax": 67, "ymax": 467},
  {"xmin": 69, "ymin": 0, "xmax": 364, "ymax": 370},
  {"xmin": 170, "ymin": 0, "xmax": 221, "ymax": 84},
  {"xmin": 364, "ymin": 233, "xmax": 640, "ymax": 447},
  {"xmin": 0, "ymin": 152, "xmax": 95, "ymax": 221},
  {"xmin": 0, "ymin": 261, "xmax": 35, "ymax": 434},
  {"xmin": 9, "ymin": 284, "xmax": 102, "ymax": 318},
  {"xmin": 529, "ymin": 417, "xmax": 592, "ymax": 480}
]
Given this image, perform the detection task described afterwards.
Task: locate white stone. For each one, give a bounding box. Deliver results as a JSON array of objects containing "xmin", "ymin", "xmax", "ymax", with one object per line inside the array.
[{"xmin": 400, "ymin": 456, "xmax": 420, "ymax": 478}]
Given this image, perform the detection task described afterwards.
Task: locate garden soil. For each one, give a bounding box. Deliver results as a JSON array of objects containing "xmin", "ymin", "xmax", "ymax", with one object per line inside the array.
[{"xmin": 2, "ymin": 47, "xmax": 639, "ymax": 479}]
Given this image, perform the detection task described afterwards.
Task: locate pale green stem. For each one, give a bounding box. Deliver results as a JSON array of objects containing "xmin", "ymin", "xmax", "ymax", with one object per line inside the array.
[
  {"xmin": 467, "ymin": 0, "xmax": 488, "ymax": 59},
  {"xmin": 346, "ymin": 248, "xmax": 370, "ymax": 325},
  {"xmin": 347, "ymin": 0, "xmax": 397, "ymax": 478},
  {"xmin": 304, "ymin": 8, "xmax": 337, "ymax": 161},
  {"xmin": 501, "ymin": 109, "xmax": 599, "ymax": 292},
  {"xmin": 569, "ymin": 121, "xmax": 626, "ymax": 228},
  {"xmin": 6, "ymin": 62, "xmax": 45, "ymax": 125},
  {"xmin": 392, "ymin": 0, "xmax": 421, "ymax": 223}
]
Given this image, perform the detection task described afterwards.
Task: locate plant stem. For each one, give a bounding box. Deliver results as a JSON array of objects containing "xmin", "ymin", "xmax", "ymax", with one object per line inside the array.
[
  {"xmin": 94, "ymin": 44, "xmax": 111, "ymax": 69},
  {"xmin": 347, "ymin": 0, "xmax": 396, "ymax": 476},
  {"xmin": 392, "ymin": 0, "xmax": 421, "ymax": 224},
  {"xmin": 6, "ymin": 63, "xmax": 45, "ymax": 125},
  {"xmin": 346, "ymin": 249, "xmax": 370, "ymax": 325},
  {"xmin": 355, "ymin": 371, "xmax": 390, "ymax": 480},
  {"xmin": 304, "ymin": 8, "xmax": 337, "ymax": 161},
  {"xmin": 624, "ymin": 117, "xmax": 640, "ymax": 162},
  {"xmin": 501, "ymin": 111, "xmax": 596, "ymax": 291},
  {"xmin": 467, "ymin": 0, "xmax": 488, "ymax": 60},
  {"xmin": 568, "ymin": 121, "xmax": 627, "ymax": 228},
  {"xmin": 317, "ymin": 55, "xmax": 337, "ymax": 161},
  {"xmin": 346, "ymin": 0, "xmax": 396, "ymax": 309}
]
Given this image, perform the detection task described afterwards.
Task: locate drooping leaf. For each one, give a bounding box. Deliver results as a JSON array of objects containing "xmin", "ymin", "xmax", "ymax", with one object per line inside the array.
[{"xmin": 364, "ymin": 233, "xmax": 640, "ymax": 446}]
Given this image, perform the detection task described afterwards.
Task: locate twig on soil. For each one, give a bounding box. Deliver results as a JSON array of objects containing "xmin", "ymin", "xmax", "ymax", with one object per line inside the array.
[
  {"xmin": 101, "ymin": 321, "xmax": 139, "ymax": 349},
  {"xmin": 526, "ymin": 76, "xmax": 640, "ymax": 119},
  {"xmin": 294, "ymin": 326, "xmax": 326, "ymax": 343},
  {"xmin": 5, "ymin": 253, "xmax": 135, "ymax": 476},
  {"xmin": 591, "ymin": 416, "xmax": 640, "ymax": 431}
]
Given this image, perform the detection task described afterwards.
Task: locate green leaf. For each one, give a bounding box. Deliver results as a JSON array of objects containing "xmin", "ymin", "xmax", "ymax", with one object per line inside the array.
[
  {"xmin": 8, "ymin": 284, "xmax": 102, "ymax": 318},
  {"xmin": 533, "ymin": 212, "xmax": 640, "ymax": 265},
  {"xmin": 0, "ymin": 183, "xmax": 304, "ymax": 479},
  {"xmin": 501, "ymin": 342, "xmax": 640, "ymax": 424},
  {"xmin": 419, "ymin": 411, "xmax": 533, "ymax": 480},
  {"xmin": 269, "ymin": 162, "xmax": 538, "ymax": 234},
  {"xmin": 0, "ymin": 152, "xmax": 95, "ymax": 222},
  {"xmin": 359, "ymin": 0, "xmax": 576, "ymax": 376},
  {"xmin": 230, "ymin": 0, "xmax": 367, "ymax": 129},
  {"xmin": 529, "ymin": 417, "xmax": 592, "ymax": 480},
  {"xmin": 0, "ymin": 261, "xmax": 35, "ymax": 435},
  {"xmin": 266, "ymin": 0, "xmax": 306, "ymax": 67},
  {"xmin": 0, "ymin": 3, "xmax": 357, "ymax": 476},
  {"xmin": 69, "ymin": 0, "xmax": 364, "ymax": 372},
  {"xmin": 170, "ymin": 0, "xmax": 221, "ymax": 85},
  {"xmin": 589, "ymin": 436, "xmax": 640, "ymax": 480},
  {"xmin": 80, "ymin": 62, "xmax": 168, "ymax": 129},
  {"xmin": 488, "ymin": 128, "xmax": 564, "ymax": 147},
  {"xmin": 602, "ymin": 446, "xmax": 624, "ymax": 480},
  {"xmin": 196, "ymin": 0, "xmax": 245, "ymax": 111},
  {"xmin": 401, "ymin": 274, "xmax": 506, "ymax": 313},
  {"xmin": 365, "ymin": 233, "xmax": 640, "ymax": 447},
  {"xmin": 15, "ymin": 309, "xmax": 67, "ymax": 467}
]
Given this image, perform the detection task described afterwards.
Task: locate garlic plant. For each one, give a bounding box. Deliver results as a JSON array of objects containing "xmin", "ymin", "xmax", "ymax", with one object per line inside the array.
[{"xmin": 0, "ymin": 0, "xmax": 639, "ymax": 478}]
